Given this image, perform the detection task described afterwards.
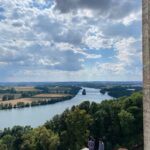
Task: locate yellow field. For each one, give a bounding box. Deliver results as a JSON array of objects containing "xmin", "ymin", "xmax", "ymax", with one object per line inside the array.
[
  {"xmin": 0, "ymin": 93, "xmax": 71, "ymax": 106},
  {"xmin": 15, "ymin": 86, "xmax": 39, "ymax": 92},
  {"xmin": 33, "ymin": 93, "xmax": 70, "ymax": 98},
  {"xmin": 0, "ymin": 98, "xmax": 32, "ymax": 106}
]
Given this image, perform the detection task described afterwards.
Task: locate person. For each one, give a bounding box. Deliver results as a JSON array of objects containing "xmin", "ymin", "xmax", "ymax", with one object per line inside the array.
[
  {"xmin": 94, "ymin": 138, "xmax": 99, "ymax": 150},
  {"xmin": 88, "ymin": 136, "xmax": 95, "ymax": 150},
  {"xmin": 98, "ymin": 138, "xmax": 104, "ymax": 150}
]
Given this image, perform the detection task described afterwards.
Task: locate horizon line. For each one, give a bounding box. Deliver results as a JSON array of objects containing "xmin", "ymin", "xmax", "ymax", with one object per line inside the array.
[{"xmin": 0, "ymin": 81, "xmax": 143, "ymax": 83}]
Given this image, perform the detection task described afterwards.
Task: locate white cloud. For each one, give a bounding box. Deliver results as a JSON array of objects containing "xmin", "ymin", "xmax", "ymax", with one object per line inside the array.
[
  {"xmin": 0, "ymin": 0, "xmax": 142, "ymax": 81},
  {"xmin": 115, "ymin": 37, "xmax": 141, "ymax": 65},
  {"xmin": 82, "ymin": 27, "xmax": 114, "ymax": 49},
  {"xmin": 55, "ymin": 0, "xmax": 141, "ymax": 24},
  {"xmin": 120, "ymin": 10, "xmax": 142, "ymax": 26},
  {"xmin": 96, "ymin": 62, "xmax": 126, "ymax": 75}
]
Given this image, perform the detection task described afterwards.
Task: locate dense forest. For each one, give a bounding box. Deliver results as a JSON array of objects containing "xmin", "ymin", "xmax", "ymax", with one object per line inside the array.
[
  {"xmin": 0, "ymin": 92, "xmax": 143, "ymax": 150},
  {"xmin": 100, "ymin": 86, "xmax": 142, "ymax": 98}
]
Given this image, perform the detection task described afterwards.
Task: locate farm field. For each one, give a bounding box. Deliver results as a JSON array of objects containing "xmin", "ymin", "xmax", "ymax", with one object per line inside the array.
[
  {"xmin": 0, "ymin": 85, "xmax": 81, "ymax": 109},
  {"xmin": 14, "ymin": 86, "xmax": 40, "ymax": 92},
  {"xmin": 0, "ymin": 94, "xmax": 72, "ymax": 106},
  {"xmin": 0, "ymin": 98, "xmax": 32, "ymax": 106}
]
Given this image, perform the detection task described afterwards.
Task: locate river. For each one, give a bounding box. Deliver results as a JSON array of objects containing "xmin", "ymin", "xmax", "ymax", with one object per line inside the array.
[{"xmin": 0, "ymin": 87, "xmax": 113, "ymax": 129}]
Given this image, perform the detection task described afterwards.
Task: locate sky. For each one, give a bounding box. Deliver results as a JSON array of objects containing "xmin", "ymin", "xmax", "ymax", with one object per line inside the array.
[{"xmin": 0, "ymin": 0, "xmax": 142, "ymax": 82}]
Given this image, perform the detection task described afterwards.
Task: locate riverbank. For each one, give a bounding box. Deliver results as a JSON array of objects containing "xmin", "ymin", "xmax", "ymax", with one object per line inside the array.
[
  {"xmin": 0, "ymin": 87, "xmax": 113, "ymax": 129},
  {"xmin": 0, "ymin": 94, "xmax": 76, "ymax": 110},
  {"xmin": 0, "ymin": 86, "xmax": 81, "ymax": 110},
  {"xmin": 100, "ymin": 86, "xmax": 142, "ymax": 98},
  {"xmin": 0, "ymin": 92, "xmax": 143, "ymax": 149}
]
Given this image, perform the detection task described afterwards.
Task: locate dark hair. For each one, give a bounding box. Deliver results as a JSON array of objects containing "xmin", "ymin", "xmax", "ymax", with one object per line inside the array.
[{"xmin": 89, "ymin": 136, "xmax": 94, "ymax": 141}]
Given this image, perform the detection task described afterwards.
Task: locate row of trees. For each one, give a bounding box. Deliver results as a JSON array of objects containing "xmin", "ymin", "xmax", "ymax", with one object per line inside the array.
[
  {"xmin": 30, "ymin": 96, "xmax": 73, "ymax": 107},
  {"xmin": 2, "ymin": 95, "xmax": 15, "ymax": 101},
  {"xmin": 0, "ymin": 102, "xmax": 30, "ymax": 110},
  {"xmin": 0, "ymin": 96, "xmax": 74, "ymax": 110},
  {"xmin": 100, "ymin": 86, "xmax": 142, "ymax": 98},
  {"xmin": 0, "ymin": 126, "xmax": 59, "ymax": 150},
  {"xmin": 0, "ymin": 92, "xmax": 143, "ymax": 150},
  {"xmin": 0, "ymin": 88, "xmax": 16, "ymax": 94},
  {"xmin": 35, "ymin": 86, "xmax": 81, "ymax": 95}
]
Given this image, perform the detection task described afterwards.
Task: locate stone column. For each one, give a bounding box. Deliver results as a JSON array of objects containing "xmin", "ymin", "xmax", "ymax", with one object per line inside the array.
[{"xmin": 143, "ymin": 0, "xmax": 150, "ymax": 149}]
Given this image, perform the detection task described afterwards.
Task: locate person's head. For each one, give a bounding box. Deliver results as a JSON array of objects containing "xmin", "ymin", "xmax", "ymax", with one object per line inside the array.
[
  {"xmin": 89, "ymin": 136, "xmax": 94, "ymax": 141},
  {"xmin": 89, "ymin": 136, "xmax": 92, "ymax": 141},
  {"xmin": 99, "ymin": 138, "xmax": 103, "ymax": 142}
]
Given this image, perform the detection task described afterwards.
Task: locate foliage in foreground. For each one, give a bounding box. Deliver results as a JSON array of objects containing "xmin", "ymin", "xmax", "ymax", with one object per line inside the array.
[{"xmin": 0, "ymin": 92, "xmax": 143, "ymax": 150}]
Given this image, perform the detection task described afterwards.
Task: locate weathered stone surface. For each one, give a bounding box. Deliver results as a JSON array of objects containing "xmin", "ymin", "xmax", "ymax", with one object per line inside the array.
[{"xmin": 143, "ymin": 0, "xmax": 150, "ymax": 149}]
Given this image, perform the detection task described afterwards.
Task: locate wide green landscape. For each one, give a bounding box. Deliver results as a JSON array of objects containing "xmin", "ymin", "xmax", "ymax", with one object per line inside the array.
[
  {"xmin": 0, "ymin": 89, "xmax": 143, "ymax": 150},
  {"xmin": 0, "ymin": 0, "xmax": 143, "ymax": 149},
  {"xmin": 0, "ymin": 81, "xmax": 143, "ymax": 150}
]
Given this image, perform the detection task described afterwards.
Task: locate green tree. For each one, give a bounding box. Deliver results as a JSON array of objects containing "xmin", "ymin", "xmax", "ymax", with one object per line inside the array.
[
  {"xmin": 21, "ymin": 127, "xmax": 59, "ymax": 150},
  {"xmin": 1, "ymin": 134, "xmax": 14, "ymax": 150},
  {"xmin": 62, "ymin": 108, "xmax": 93, "ymax": 150},
  {"xmin": 0, "ymin": 140, "xmax": 7, "ymax": 150},
  {"xmin": 118, "ymin": 109, "xmax": 135, "ymax": 147}
]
